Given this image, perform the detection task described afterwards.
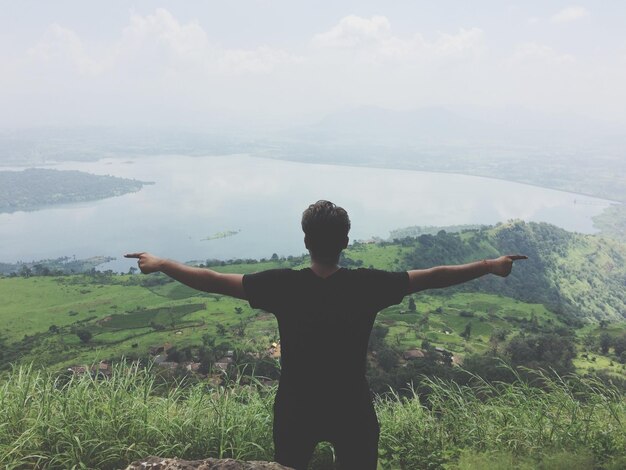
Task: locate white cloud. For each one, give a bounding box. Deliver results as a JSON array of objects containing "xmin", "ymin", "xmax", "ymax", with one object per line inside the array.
[
  {"xmin": 121, "ymin": 8, "xmax": 211, "ymax": 62},
  {"xmin": 551, "ymin": 6, "xmax": 589, "ymax": 23},
  {"xmin": 312, "ymin": 15, "xmax": 484, "ymax": 64},
  {"xmin": 121, "ymin": 9, "xmax": 300, "ymax": 75},
  {"xmin": 7, "ymin": 8, "xmax": 626, "ymax": 127},
  {"xmin": 509, "ymin": 42, "xmax": 576, "ymax": 65},
  {"xmin": 28, "ymin": 23, "xmax": 106, "ymax": 76},
  {"xmin": 28, "ymin": 8, "xmax": 297, "ymax": 78},
  {"xmin": 312, "ymin": 15, "xmax": 392, "ymax": 48},
  {"xmin": 432, "ymin": 28, "xmax": 485, "ymax": 58}
]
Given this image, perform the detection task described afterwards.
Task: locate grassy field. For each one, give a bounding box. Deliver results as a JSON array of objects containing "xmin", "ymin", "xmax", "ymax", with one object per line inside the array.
[
  {"xmin": 1, "ymin": 268, "xmax": 624, "ymax": 379},
  {"xmin": 0, "ymin": 275, "xmax": 555, "ymax": 364},
  {"xmin": 344, "ymin": 242, "xmax": 413, "ymax": 270},
  {"xmin": 379, "ymin": 292, "xmax": 564, "ymax": 355},
  {"xmin": 0, "ymin": 364, "xmax": 623, "ymax": 469},
  {"xmin": 0, "ymin": 274, "xmax": 256, "ymax": 369}
]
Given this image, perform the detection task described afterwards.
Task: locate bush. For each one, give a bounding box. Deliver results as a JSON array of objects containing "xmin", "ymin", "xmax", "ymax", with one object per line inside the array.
[{"xmin": 76, "ymin": 329, "xmax": 92, "ymax": 343}]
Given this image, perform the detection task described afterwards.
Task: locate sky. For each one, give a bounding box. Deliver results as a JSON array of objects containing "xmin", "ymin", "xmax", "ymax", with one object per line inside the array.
[{"xmin": 1, "ymin": 1, "xmax": 626, "ymax": 129}]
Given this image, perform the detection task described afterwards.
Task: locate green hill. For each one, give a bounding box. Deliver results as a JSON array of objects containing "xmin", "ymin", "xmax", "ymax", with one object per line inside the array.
[
  {"xmin": 379, "ymin": 220, "xmax": 626, "ymax": 322},
  {"xmin": 0, "ymin": 221, "xmax": 624, "ymax": 377}
]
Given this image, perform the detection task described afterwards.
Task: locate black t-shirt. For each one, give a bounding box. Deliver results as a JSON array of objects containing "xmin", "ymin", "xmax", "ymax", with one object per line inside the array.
[{"xmin": 243, "ymin": 267, "xmax": 409, "ymax": 397}]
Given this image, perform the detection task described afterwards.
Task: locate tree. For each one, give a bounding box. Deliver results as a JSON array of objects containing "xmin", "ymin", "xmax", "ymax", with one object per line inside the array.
[
  {"xmin": 166, "ymin": 347, "xmax": 183, "ymax": 363},
  {"xmin": 377, "ymin": 348, "xmax": 398, "ymax": 372},
  {"xmin": 19, "ymin": 265, "xmax": 32, "ymax": 278},
  {"xmin": 418, "ymin": 314, "xmax": 429, "ymax": 331},
  {"xmin": 613, "ymin": 334, "xmax": 626, "ymax": 357},
  {"xmin": 33, "ymin": 264, "xmax": 51, "ymax": 276},
  {"xmin": 234, "ymin": 319, "xmax": 247, "ymax": 337},
  {"xmin": 600, "ymin": 332, "xmax": 612, "ymax": 355},
  {"xmin": 368, "ymin": 324, "xmax": 389, "ymax": 351},
  {"xmin": 461, "ymin": 354, "xmax": 516, "ymax": 384},
  {"xmin": 461, "ymin": 322, "xmax": 472, "ymax": 340},
  {"xmin": 583, "ymin": 333, "xmax": 597, "ymax": 350},
  {"xmin": 506, "ymin": 332, "xmax": 576, "ymax": 375},
  {"xmin": 202, "ymin": 333, "xmax": 215, "ymax": 348},
  {"xmin": 150, "ymin": 321, "xmax": 166, "ymax": 331},
  {"xmin": 76, "ymin": 329, "xmax": 92, "ymax": 344}
]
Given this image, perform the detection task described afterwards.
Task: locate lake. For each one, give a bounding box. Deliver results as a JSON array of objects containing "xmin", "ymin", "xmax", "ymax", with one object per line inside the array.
[{"xmin": 0, "ymin": 154, "xmax": 612, "ymax": 272}]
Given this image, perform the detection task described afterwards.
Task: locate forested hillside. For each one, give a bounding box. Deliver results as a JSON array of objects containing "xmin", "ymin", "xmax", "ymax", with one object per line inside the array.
[{"xmin": 378, "ymin": 220, "xmax": 626, "ymax": 322}]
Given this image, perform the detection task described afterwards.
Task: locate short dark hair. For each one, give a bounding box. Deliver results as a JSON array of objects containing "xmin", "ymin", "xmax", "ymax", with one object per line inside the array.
[{"xmin": 301, "ymin": 200, "xmax": 351, "ymax": 262}]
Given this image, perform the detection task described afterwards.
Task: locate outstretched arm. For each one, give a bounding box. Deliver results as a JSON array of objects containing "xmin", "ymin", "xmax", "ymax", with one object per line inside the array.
[
  {"xmin": 124, "ymin": 252, "xmax": 246, "ymax": 300},
  {"xmin": 408, "ymin": 255, "xmax": 527, "ymax": 294}
]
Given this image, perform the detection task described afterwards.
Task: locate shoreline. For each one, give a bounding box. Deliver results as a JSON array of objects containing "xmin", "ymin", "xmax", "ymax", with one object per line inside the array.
[
  {"xmin": 260, "ymin": 156, "xmax": 624, "ymax": 205},
  {"xmin": 2, "ymin": 152, "xmax": 622, "ymax": 204}
]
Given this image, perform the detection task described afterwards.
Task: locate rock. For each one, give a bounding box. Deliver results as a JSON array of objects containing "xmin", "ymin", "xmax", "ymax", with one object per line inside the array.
[{"xmin": 125, "ymin": 456, "xmax": 294, "ymax": 470}]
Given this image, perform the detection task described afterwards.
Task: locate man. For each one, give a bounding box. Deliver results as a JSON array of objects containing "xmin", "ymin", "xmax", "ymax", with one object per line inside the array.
[{"xmin": 126, "ymin": 200, "xmax": 526, "ymax": 469}]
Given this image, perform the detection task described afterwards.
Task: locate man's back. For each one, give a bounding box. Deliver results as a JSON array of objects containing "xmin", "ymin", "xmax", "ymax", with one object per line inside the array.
[
  {"xmin": 243, "ymin": 267, "xmax": 408, "ymax": 396},
  {"xmin": 243, "ymin": 266, "xmax": 408, "ymax": 469}
]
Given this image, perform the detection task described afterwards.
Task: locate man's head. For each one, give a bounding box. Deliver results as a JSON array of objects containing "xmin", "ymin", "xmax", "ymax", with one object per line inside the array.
[{"xmin": 301, "ymin": 200, "xmax": 351, "ymax": 264}]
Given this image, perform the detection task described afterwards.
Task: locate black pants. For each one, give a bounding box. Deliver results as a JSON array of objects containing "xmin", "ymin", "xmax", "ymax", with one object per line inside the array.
[{"xmin": 273, "ymin": 387, "xmax": 380, "ymax": 470}]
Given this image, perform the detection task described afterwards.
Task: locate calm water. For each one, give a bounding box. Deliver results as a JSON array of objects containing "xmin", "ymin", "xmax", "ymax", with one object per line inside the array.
[{"xmin": 0, "ymin": 155, "xmax": 612, "ymax": 272}]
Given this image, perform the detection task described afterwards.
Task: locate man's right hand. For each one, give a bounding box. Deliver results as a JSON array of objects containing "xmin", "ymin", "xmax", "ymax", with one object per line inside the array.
[
  {"xmin": 124, "ymin": 252, "xmax": 163, "ymax": 274},
  {"xmin": 125, "ymin": 252, "xmax": 246, "ymax": 300}
]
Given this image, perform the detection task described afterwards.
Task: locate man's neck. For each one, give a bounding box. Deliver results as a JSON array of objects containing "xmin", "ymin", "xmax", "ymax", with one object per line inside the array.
[{"xmin": 309, "ymin": 259, "xmax": 341, "ymax": 279}]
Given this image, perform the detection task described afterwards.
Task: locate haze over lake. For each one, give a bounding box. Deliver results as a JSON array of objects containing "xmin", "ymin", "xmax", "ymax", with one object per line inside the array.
[{"xmin": 0, "ymin": 155, "xmax": 612, "ymax": 272}]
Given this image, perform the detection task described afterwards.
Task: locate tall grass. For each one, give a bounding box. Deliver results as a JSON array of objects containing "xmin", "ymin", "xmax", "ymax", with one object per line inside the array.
[
  {"xmin": 377, "ymin": 369, "xmax": 626, "ymax": 469},
  {"xmin": 0, "ymin": 363, "xmax": 274, "ymax": 469},
  {"xmin": 0, "ymin": 364, "xmax": 624, "ymax": 469}
]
